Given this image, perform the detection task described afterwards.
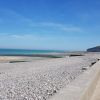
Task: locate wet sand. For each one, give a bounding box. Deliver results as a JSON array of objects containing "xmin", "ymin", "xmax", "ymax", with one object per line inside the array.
[{"xmin": 0, "ymin": 56, "xmax": 51, "ymax": 63}]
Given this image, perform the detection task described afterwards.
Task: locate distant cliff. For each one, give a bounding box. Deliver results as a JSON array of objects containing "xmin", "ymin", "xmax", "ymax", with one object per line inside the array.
[{"xmin": 87, "ymin": 46, "xmax": 100, "ymax": 52}]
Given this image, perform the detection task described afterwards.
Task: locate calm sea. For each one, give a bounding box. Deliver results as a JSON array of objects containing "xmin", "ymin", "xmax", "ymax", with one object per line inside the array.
[{"xmin": 0, "ymin": 49, "xmax": 65, "ymax": 55}]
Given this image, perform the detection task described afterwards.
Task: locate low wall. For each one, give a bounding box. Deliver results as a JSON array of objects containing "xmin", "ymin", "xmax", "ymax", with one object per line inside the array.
[{"xmin": 49, "ymin": 61, "xmax": 100, "ymax": 100}]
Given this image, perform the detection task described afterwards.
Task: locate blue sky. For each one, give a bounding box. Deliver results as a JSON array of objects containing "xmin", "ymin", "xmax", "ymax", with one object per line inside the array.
[{"xmin": 0, "ymin": 0, "xmax": 100, "ymax": 50}]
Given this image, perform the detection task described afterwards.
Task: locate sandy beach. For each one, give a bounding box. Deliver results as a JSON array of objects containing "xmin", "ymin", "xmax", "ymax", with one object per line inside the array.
[
  {"xmin": 0, "ymin": 56, "xmax": 51, "ymax": 63},
  {"xmin": 0, "ymin": 53, "xmax": 99, "ymax": 100}
]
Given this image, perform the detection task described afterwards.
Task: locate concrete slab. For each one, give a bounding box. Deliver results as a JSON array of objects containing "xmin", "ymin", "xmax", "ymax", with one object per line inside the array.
[
  {"xmin": 91, "ymin": 75, "xmax": 100, "ymax": 100},
  {"xmin": 49, "ymin": 61, "xmax": 100, "ymax": 100}
]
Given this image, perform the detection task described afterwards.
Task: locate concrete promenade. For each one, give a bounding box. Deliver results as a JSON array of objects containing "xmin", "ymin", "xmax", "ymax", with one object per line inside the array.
[
  {"xmin": 50, "ymin": 60, "xmax": 100, "ymax": 100},
  {"xmin": 91, "ymin": 74, "xmax": 100, "ymax": 100}
]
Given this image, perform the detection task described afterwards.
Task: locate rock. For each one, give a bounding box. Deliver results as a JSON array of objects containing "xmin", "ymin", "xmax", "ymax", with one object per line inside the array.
[
  {"xmin": 82, "ymin": 67, "xmax": 87, "ymax": 71},
  {"xmin": 87, "ymin": 46, "xmax": 100, "ymax": 52}
]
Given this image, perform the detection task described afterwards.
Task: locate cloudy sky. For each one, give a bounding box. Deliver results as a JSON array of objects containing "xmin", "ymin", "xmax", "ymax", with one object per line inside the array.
[{"xmin": 0, "ymin": 0, "xmax": 100, "ymax": 50}]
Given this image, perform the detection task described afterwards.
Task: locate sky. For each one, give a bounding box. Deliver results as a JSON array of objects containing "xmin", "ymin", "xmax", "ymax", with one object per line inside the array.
[{"xmin": 0, "ymin": 0, "xmax": 100, "ymax": 50}]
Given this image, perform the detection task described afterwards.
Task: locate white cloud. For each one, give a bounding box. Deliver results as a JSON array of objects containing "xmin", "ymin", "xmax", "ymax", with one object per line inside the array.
[
  {"xmin": 0, "ymin": 8, "xmax": 33, "ymax": 25},
  {"xmin": 31, "ymin": 22, "xmax": 82, "ymax": 32},
  {"xmin": 0, "ymin": 8, "xmax": 82, "ymax": 34},
  {"xmin": 62, "ymin": 27, "xmax": 81, "ymax": 32},
  {"xmin": 0, "ymin": 34, "xmax": 57, "ymax": 40},
  {"xmin": 10, "ymin": 35, "xmax": 25, "ymax": 39}
]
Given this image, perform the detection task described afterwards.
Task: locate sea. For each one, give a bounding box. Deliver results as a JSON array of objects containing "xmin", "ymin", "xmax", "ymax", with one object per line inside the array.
[{"xmin": 0, "ymin": 49, "xmax": 65, "ymax": 55}]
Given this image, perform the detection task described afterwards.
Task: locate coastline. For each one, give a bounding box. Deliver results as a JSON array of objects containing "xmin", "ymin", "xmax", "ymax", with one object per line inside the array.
[
  {"xmin": 0, "ymin": 52, "xmax": 86, "ymax": 63},
  {"xmin": 0, "ymin": 53, "xmax": 100, "ymax": 99},
  {"xmin": 0, "ymin": 56, "xmax": 52, "ymax": 63}
]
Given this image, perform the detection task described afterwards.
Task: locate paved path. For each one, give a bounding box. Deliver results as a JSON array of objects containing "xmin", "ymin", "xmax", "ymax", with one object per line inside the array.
[{"xmin": 91, "ymin": 76, "xmax": 100, "ymax": 100}]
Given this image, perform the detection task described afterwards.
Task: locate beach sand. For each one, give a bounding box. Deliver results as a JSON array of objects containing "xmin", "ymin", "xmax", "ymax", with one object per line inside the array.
[
  {"xmin": 0, "ymin": 53, "xmax": 99, "ymax": 100},
  {"xmin": 0, "ymin": 56, "xmax": 51, "ymax": 63},
  {"xmin": 0, "ymin": 56, "xmax": 24, "ymax": 62}
]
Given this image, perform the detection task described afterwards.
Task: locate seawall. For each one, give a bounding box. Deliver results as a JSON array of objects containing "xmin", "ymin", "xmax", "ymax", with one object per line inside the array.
[{"xmin": 50, "ymin": 60, "xmax": 100, "ymax": 100}]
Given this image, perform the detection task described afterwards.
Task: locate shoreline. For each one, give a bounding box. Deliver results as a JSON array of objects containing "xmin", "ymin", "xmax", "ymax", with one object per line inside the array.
[
  {"xmin": 0, "ymin": 53, "xmax": 100, "ymax": 99},
  {"xmin": 0, "ymin": 52, "xmax": 86, "ymax": 63},
  {"xmin": 0, "ymin": 51, "xmax": 87, "ymax": 58}
]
